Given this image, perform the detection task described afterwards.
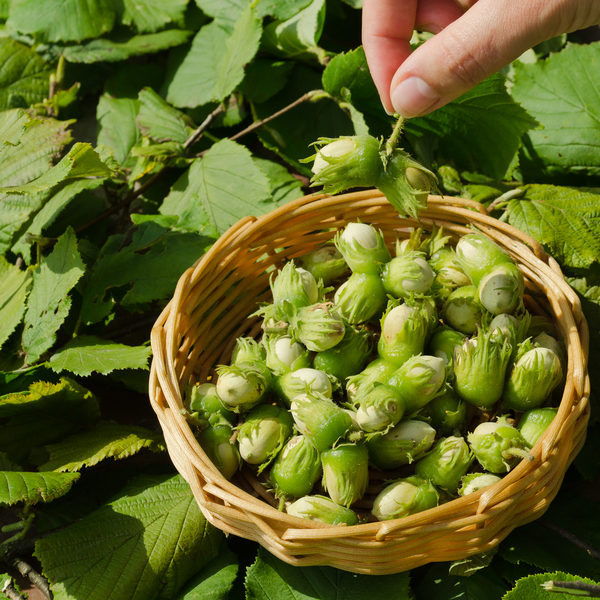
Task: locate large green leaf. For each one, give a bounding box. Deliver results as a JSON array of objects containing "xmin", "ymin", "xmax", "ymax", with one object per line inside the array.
[
  {"xmin": 96, "ymin": 95, "xmax": 141, "ymax": 166},
  {"xmin": 404, "ymin": 74, "xmax": 539, "ymax": 180},
  {"xmin": 0, "ymin": 38, "xmax": 52, "ymax": 110},
  {"xmin": 172, "ymin": 546, "xmax": 239, "ymax": 600},
  {"xmin": 503, "ymin": 572, "xmax": 600, "ymax": 600},
  {"xmin": 36, "ymin": 422, "xmax": 165, "ymax": 472},
  {"xmin": 47, "ymin": 335, "xmax": 152, "ymax": 377},
  {"xmin": 11, "ymin": 178, "xmax": 105, "ymax": 263},
  {"xmin": 81, "ymin": 221, "xmax": 212, "ymax": 324},
  {"xmin": 120, "ymin": 0, "xmax": 188, "ymax": 33},
  {"xmin": 193, "ymin": 0, "xmax": 248, "ymax": 33},
  {"xmin": 0, "ymin": 143, "xmax": 113, "ymax": 195},
  {"xmin": 322, "ymin": 46, "xmax": 381, "ymax": 117},
  {"xmin": 8, "ymin": 0, "xmax": 116, "ymax": 43},
  {"xmin": 254, "ymin": 158, "xmax": 304, "ymax": 207},
  {"xmin": 195, "ymin": 0, "xmax": 313, "ymax": 26},
  {"xmin": 0, "ymin": 378, "xmax": 101, "ymax": 464},
  {"xmin": 22, "ymin": 227, "xmax": 86, "ymax": 364},
  {"xmin": 246, "ymin": 547, "xmax": 411, "ymax": 599},
  {"xmin": 261, "ymin": 0, "xmax": 326, "ymax": 64},
  {"xmin": 165, "ymin": 7, "xmax": 262, "ymax": 108},
  {"xmin": 0, "ymin": 470, "xmax": 80, "ymax": 506},
  {"xmin": 159, "ymin": 138, "xmax": 273, "ymax": 235},
  {"xmin": 0, "ymin": 257, "xmax": 32, "ymax": 350},
  {"xmin": 512, "ymin": 43, "xmax": 600, "ymax": 176},
  {"xmin": 63, "ymin": 29, "xmax": 193, "ymax": 63},
  {"xmin": 35, "ymin": 473, "xmax": 223, "ymax": 600},
  {"xmin": 136, "ymin": 87, "xmax": 193, "ymax": 143},
  {"xmin": 503, "ymin": 185, "xmax": 600, "ymax": 269}
]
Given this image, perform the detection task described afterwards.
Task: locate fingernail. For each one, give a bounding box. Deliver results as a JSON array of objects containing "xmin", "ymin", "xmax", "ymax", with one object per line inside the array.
[{"xmin": 391, "ymin": 77, "xmax": 440, "ymax": 118}]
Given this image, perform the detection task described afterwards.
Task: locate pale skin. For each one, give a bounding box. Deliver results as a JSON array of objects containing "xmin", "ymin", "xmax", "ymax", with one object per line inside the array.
[{"xmin": 362, "ymin": 0, "xmax": 600, "ymax": 117}]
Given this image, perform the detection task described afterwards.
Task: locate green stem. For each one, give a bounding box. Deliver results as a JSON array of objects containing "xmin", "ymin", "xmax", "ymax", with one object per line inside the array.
[
  {"xmin": 385, "ymin": 115, "xmax": 405, "ymax": 159},
  {"xmin": 542, "ymin": 580, "xmax": 600, "ymax": 597}
]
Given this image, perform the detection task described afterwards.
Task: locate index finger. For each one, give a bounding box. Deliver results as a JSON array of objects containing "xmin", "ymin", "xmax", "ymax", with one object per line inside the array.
[{"xmin": 362, "ymin": 0, "xmax": 417, "ymax": 113}]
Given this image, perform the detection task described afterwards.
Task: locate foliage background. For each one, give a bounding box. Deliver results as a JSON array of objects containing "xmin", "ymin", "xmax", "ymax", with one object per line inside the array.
[{"xmin": 1, "ymin": 1, "xmax": 600, "ymax": 599}]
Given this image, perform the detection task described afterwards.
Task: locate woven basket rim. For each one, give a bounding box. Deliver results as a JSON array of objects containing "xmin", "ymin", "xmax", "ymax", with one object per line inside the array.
[{"xmin": 149, "ymin": 190, "xmax": 590, "ymax": 574}]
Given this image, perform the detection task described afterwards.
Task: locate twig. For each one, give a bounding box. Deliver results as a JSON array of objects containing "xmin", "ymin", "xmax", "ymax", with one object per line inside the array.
[
  {"xmin": 538, "ymin": 519, "xmax": 600, "ymax": 562},
  {"xmin": 542, "ymin": 580, "xmax": 600, "ymax": 597},
  {"xmin": 2, "ymin": 578, "xmax": 26, "ymax": 600},
  {"xmin": 183, "ymin": 104, "xmax": 224, "ymax": 149},
  {"xmin": 227, "ymin": 90, "xmax": 328, "ymax": 145},
  {"xmin": 12, "ymin": 559, "xmax": 53, "ymax": 600}
]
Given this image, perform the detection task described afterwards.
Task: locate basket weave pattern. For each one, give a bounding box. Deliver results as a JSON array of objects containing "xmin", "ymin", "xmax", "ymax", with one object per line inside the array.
[{"xmin": 149, "ymin": 190, "xmax": 590, "ymax": 575}]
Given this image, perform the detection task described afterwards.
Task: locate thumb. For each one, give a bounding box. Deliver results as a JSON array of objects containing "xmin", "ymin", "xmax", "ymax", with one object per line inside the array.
[{"xmin": 390, "ymin": 0, "xmax": 594, "ymax": 117}]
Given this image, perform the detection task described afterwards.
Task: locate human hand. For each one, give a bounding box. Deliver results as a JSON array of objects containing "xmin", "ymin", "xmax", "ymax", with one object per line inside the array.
[{"xmin": 362, "ymin": 0, "xmax": 600, "ymax": 117}]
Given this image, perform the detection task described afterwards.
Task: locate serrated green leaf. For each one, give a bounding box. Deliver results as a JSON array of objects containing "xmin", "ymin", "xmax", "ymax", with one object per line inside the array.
[
  {"xmin": 405, "ymin": 74, "xmax": 539, "ymax": 180},
  {"xmin": 63, "ymin": 29, "xmax": 193, "ymax": 63},
  {"xmin": 255, "ymin": 0, "xmax": 313, "ymax": 20},
  {"xmin": 212, "ymin": 7, "xmax": 262, "ymax": 101},
  {"xmin": 254, "ymin": 157, "xmax": 304, "ymax": 207},
  {"xmin": 503, "ymin": 572, "xmax": 600, "ymax": 600},
  {"xmin": 414, "ymin": 562, "xmax": 510, "ymax": 600},
  {"xmin": 261, "ymin": 0, "xmax": 327, "ymax": 64},
  {"xmin": 503, "ymin": 185, "xmax": 600, "ymax": 269},
  {"xmin": 47, "ymin": 335, "xmax": 152, "ymax": 377},
  {"xmin": 512, "ymin": 43, "xmax": 600, "ymax": 176},
  {"xmin": 322, "ymin": 46, "xmax": 382, "ymax": 120},
  {"xmin": 0, "ymin": 470, "xmax": 80, "ymax": 506},
  {"xmin": 7, "ymin": 0, "xmax": 116, "ymax": 43},
  {"xmin": 246, "ymin": 547, "xmax": 411, "ymax": 600},
  {"xmin": 136, "ymin": 87, "xmax": 193, "ymax": 144},
  {"xmin": 194, "ymin": 0, "xmax": 248, "ymax": 33},
  {"xmin": 81, "ymin": 221, "xmax": 212, "ymax": 324},
  {"xmin": 22, "ymin": 227, "xmax": 85, "ymax": 364},
  {"xmin": 0, "ymin": 257, "xmax": 32, "ymax": 350},
  {"xmin": 96, "ymin": 95, "xmax": 141, "ymax": 166},
  {"xmin": 159, "ymin": 139, "xmax": 273, "ymax": 235},
  {"xmin": 164, "ymin": 8, "xmax": 261, "ymax": 108},
  {"xmin": 172, "ymin": 546, "xmax": 239, "ymax": 600},
  {"xmin": 0, "ymin": 108, "xmax": 36, "ymax": 153},
  {"xmin": 0, "ymin": 38, "xmax": 52, "ymax": 110},
  {"xmin": 120, "ymin": 0, "xmax": 188, "ymax": 33},
  {"xmin": 164, "ymin": 22, "xmax": 228, "ymax": 108},
  {"xmin": 36, "ymin": 422, "xmax": 165, "ymax": 472},
  {"xmin": 0, "ymin": 143, "xmax": 113, "ymax": 195},
  {"xmin": 0, "ymin": 378, "xmax": 101, "ymax": 464},
  {"xmin": 11, "ymin": 178, "xmax": 105, "ymax": 264},
  {"xmin": 35, "ymin": 473, "xmax": 223, "ymax": 600}
]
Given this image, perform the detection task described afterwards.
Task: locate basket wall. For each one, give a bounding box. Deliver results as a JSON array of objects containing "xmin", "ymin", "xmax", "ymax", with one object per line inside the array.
[{"xmin": 149, "ymin": 190, "xmax": 590, "ymax": 575}]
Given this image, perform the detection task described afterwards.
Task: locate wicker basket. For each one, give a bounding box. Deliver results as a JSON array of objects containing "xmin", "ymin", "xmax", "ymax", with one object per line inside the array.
[{"xmin": 149, "ymin": 190, "xmax": 590, "ymax": 575}]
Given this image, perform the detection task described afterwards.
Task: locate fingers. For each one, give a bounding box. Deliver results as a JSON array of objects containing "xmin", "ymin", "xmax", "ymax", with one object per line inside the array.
[
  {"xmin": 389, "ymin": 0, "xmax": 600, "ymax": 117},
  {"xmin": 362, "ymin": 0, "xmax": 418, "ymax": 113}
]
